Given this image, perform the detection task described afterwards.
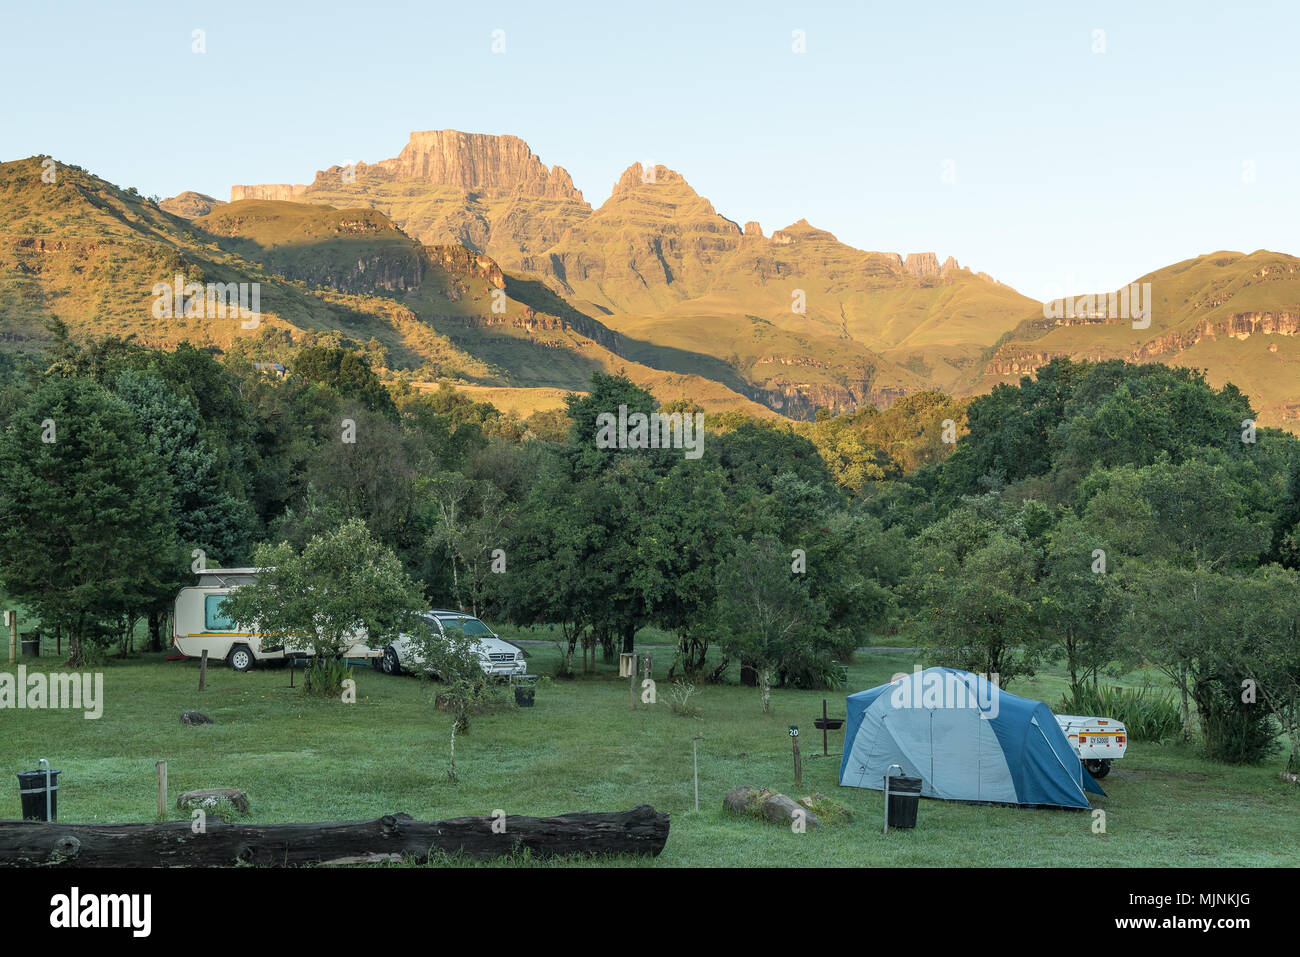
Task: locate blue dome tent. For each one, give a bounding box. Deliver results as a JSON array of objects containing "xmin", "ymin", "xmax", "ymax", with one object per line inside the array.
[{"xmin": 838, "ymin": 667, "xmax": 1104, "ymax": 809}]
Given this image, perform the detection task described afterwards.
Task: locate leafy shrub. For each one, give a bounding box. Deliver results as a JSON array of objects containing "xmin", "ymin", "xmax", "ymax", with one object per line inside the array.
[
  {"xmin": 303, "ymin": 657, "xmax": 353, "ymax": 698},
  {"xmin": 1194, "ymin": 677, "xmax": 1280, "ymax": 764},
  {"xmin": 1058, "ymin": 682, "xmax": 1182, "ymax": 742}
]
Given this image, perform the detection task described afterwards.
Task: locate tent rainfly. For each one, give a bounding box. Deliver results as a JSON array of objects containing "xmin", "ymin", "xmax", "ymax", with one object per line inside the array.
[{"xmin": 838, "ymin": 667, "xmax": 1104, "ymax": 809}]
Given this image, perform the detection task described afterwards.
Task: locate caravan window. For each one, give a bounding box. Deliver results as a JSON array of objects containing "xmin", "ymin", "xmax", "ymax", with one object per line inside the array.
[{"xmin": 204, "ymin": 595, "xmax": 236, "ymax": 631}]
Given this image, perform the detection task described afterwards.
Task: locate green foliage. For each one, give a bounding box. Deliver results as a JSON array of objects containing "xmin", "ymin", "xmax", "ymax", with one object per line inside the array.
[
  {"xmin": 403, "ymin": 615, "xmax": 502, "ymax": 734},
  {"xmin": 292, "ymin": 346, "xmax": 398, "ymax": 419},
  {"xmin": 904, "ymin": 496, "xmax": 1057, "ymax": 688},
  {"xmin": 222, "ymin": 519, "xmax": 425, "ymax": 696},
  {"xmin": 714, "ymin": 536, "xmax": 829, "ymax": 708},
  {"xmin": 1195, "ymin": 677, "xmax": 1280, "ymax": 764},
  {"xmin": 1058, "ymin": 683, "xmax": 1182, "ymax": 742},
  {"xmin": 0, "ymin": 375, "xmax": 177, "ymax": 665}
]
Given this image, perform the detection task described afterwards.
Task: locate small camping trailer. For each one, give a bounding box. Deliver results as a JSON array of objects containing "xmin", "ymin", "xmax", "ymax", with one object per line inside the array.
[
  {"xmin": 839, "ymin": 667, "xmax": 1103, "ymax": 809},
  {"xmin": 172, "ymin": 567, "xmax": 378, "ymax": 672}
]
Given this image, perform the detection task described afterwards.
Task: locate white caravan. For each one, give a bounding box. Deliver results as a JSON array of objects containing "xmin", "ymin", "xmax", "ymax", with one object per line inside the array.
[{"xmin": 172, "ymin": 567, "xmax": 379, "ymax": 671}]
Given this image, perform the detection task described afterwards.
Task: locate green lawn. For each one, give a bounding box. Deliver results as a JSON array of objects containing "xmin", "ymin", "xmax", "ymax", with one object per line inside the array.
[{"xmin": 1, "ymin": 638, "xmax": 1296, "ymax": 867}]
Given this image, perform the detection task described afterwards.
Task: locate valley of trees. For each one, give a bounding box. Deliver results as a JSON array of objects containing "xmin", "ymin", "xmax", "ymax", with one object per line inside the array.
[{"xmin": 0, "ymin": 328, "xmax": 1296, "ymax": 770}]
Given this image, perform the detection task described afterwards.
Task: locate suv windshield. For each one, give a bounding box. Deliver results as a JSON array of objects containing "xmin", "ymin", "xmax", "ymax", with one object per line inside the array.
[{"xmin": 434, "ymin": 616, "xmax": 494, "ymax": 640}]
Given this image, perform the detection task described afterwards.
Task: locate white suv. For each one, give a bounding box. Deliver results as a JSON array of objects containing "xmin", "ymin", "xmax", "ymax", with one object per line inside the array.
[{"xmin": 374, "ymin": 610, "xmax": 527, "ymax": 679}]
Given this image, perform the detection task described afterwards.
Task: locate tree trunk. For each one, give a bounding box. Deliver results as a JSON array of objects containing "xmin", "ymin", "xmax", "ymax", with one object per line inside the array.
[
  {"xmin": 0, "ymin": 807, "xmax": 670, "ymax": 866},
  {"xmin": 1179, "ymin": 662, "xmax": 1192, "ymax": 740},
  {"xmin": 760, "ymin": 667, "xmax": 772, "ymax": 713},
  {"xmin": 67, "ymin": 614, "xmax": 85, "ymax": 668},
  {"xmin": 707, "ymin": 655, "xmax": 729, "ymax": 684},
  {"xmin": 146, "ymin": 609, "xmax": 163, "ymax": 653}
]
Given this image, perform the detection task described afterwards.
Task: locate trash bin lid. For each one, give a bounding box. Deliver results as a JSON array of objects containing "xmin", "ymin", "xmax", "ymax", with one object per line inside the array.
[{"xmin": 17, "ymin": 769, "xmax": 61, "ymax": 780}]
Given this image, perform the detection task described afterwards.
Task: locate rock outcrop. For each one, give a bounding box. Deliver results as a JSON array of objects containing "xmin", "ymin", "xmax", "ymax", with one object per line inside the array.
[
  {"xmin": 771, "ymin": 219, "xmax": 838, "ymax": 244},
  {"xmin": 376, "ymin": 130, "xmax": 584, "ymax": 201},
  {"xmin": 903, "ymin": 252, "xmax": 941, "ymax": 277},
  {"xmin": 229, "ymin": 183, "xmax": 307, "ymax": 202}
]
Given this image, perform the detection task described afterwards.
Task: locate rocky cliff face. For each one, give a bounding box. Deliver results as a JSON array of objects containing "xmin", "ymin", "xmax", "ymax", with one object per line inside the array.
[
  {"xmin": 376, "ymin": 130, "xmax": 584, "ymax": 200},
  {"xmin": 229, "ymin": 184, "xmax": 307, "ymax": 202},
  {"xmin": 903, "ymin": 252, "xmax": 941, "ymax": 277},
  {"xmin": 984, "ymin": 311, "xmax": 1300, "ymax": 377},
  {"xmin": 424, "ymin": 244, "xmax": 507, "ymax": 290}
]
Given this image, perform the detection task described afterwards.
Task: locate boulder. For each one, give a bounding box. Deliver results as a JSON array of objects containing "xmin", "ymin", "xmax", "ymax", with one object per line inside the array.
[
  {"xmin": 762, "ymin": 793, "xmax": 819, "ymax": 828},
  {"xmin": 723, "ymin": 785, "xmax": 765, "ymax": 814},
  {"xmin": 176, "ymin": 788, "xmax": 250, "ymax": 814}
]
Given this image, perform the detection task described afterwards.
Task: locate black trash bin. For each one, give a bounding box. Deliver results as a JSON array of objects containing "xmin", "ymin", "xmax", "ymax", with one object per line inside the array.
[
  {"xmin": 885, "ymin": 774, "xmax": 921, "ymax": 829},
  {"xmin": 17, "ymin": 769, "xmax": 60, "ymax": 821},
  {"xmin": 512, "ymin": 675, "xmax": 537, "ymax": 707},
  {"xmin": 20, "ymin": 639, "xmax": 39, "ymax": 658}
]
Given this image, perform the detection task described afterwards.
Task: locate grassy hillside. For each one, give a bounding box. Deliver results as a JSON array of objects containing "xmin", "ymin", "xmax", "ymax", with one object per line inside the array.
[
  {"xmin": 982, "ymin": 250, "xmax": 1300, "ymax": 431},
  {"xmin": 10, "ymin": 148, "xmax": 1297, "ymax": 427},
  {"xmin": 0, "ymin": 157, "xmax": 496, "ymax": 377},
  {"xmin": 0, "ymin": 158, "xmax": 773, "ymax": 418},
  {"xmin": 224, "ymin": 138, "xmax": 1044, "ymax": 416}
]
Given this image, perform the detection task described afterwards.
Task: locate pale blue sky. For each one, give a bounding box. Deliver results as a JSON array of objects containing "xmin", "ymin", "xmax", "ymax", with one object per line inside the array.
[{"xmin": 3, "ymin": 0, "xmax": 1296, "ymax": 300}]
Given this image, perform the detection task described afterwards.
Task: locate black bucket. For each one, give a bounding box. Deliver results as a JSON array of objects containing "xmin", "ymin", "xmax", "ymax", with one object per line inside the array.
[
  {"xmin": 17, "ymin": 769, "xmax": 60, "ymax": 821},
  {"xmin": 885, "ymin": 774, "xmax": 921, "ymax": 829}
]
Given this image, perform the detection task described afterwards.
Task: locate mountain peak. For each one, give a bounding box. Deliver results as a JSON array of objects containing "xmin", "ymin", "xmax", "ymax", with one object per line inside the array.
[
  {"xmin": 612, "ymin": 162, "xmax": 694, "ymax": 195},
  {"xmin": 160, "ymin": 191, "xmax": 224, "ymax": 219},
  {"xmin": 377, "ymin": 130, "xmax": 583, "ymax": 201},
  {"xmin": 772, "ymin": 219, "xmax": 838, "ymax": 244}
]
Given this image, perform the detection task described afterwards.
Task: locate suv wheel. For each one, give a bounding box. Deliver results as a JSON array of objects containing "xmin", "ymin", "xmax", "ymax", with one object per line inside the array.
[{"xmin": 380, "ymin": 646, "xmax": 402, "ymax": 675}]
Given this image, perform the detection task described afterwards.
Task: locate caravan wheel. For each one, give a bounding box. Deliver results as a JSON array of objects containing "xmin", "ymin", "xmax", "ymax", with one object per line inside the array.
[
  {"xmin": 1084, "ymin": 758, "xmax": 1111, "ymax": 778},
  {"xmin": 228, "ymin": 644, "xmax": 255, "ymax": 673}
]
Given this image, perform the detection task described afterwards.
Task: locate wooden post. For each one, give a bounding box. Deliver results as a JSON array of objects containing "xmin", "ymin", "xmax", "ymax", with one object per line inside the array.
[
  {"xmin": 640, "ymin": 653, "xmax": 653, "ymax": 710},
  {"xmin": 156, "ymin": 761, "xmax": 167, "ymax": 817},
  {"xmin": 629, "ymin": 647, "xmax": 637, "ymax": 712},
  {"xmin": 198, "ymin": 649, "xmax": 208, "ymax": 692},
  {"xmin": 822, "ymin": 699, "xmax": 830, "ymax": 757},
  {"xmin": 792, "ymin": 734, "xmax": 802, "ymax": 788},
  {"xmin": 692, "ymin": 735, "xmax": 703, "ymax": 813},
  {"xmin": 6, "ymin": 610, "xmax": 15, "ymax": 666}
]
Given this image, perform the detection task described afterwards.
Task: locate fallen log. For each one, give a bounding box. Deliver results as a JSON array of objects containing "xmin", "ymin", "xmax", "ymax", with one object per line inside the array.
[{"xmin": 0, "ymin": 805, "xmax": 669, "ymax": 867}]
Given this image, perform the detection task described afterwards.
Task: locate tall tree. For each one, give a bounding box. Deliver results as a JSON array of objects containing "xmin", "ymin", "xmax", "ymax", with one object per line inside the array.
[{"xmin": 0, "ymin": 376, "xmax": 176, "ymax": 665}]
